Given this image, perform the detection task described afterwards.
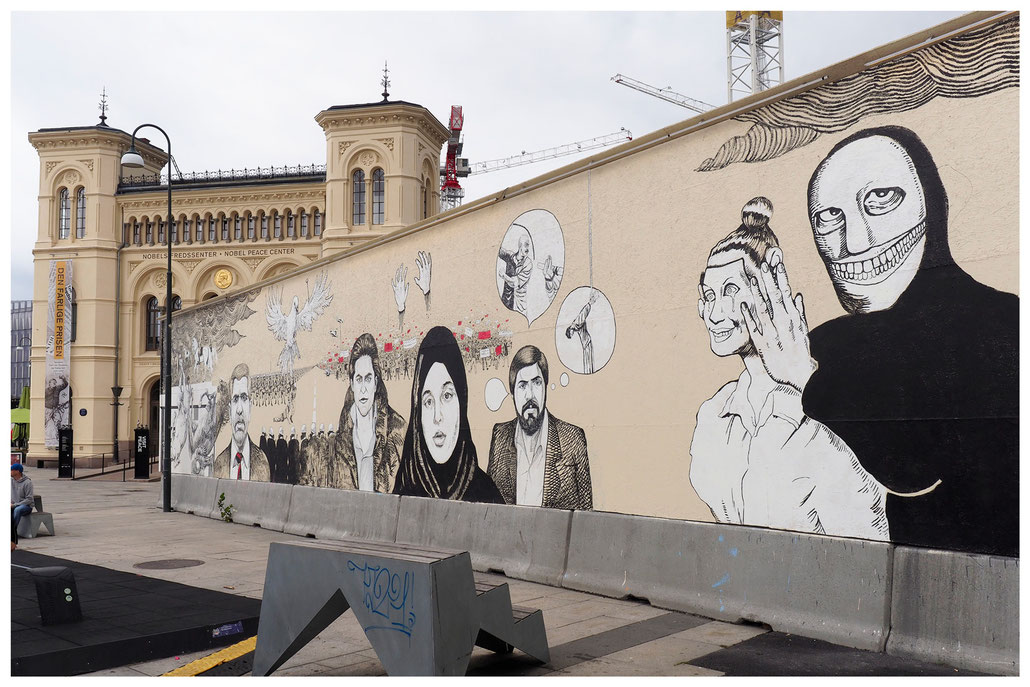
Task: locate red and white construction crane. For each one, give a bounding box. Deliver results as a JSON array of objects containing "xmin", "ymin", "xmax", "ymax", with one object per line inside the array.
[{"xmin": 439, "ymin": 105, "xmax": 632, "ymax": 211}]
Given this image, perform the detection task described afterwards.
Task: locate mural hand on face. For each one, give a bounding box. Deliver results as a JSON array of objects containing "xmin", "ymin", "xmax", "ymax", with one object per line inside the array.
[
  {"xmin": 392, "ymin": 264, "xmax": 409, "ymax": 328},
  {"xmin": 739, "ymin": 253, "xmax": 817, "ymax": 393}
]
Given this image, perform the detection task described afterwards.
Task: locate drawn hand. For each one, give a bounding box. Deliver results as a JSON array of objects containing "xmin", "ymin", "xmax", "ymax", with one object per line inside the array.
[
  {"xmin": 740, "ymin": 258, "xmax": 816, "ymax": 392},
  {"xmin": 392, "ymin": 265, "xmax": 408, "ymax": 312},
  {"xmin": 414, "ymin": 251, "xmax": 432, "ymax": 295}
]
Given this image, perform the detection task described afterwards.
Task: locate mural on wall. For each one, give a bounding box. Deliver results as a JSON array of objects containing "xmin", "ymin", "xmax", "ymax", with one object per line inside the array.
[
  {"xmin": 213, "ymin": 362, "xmax": 271, "ymax": 481},
  {"xmin": 496, "ymin": 210, "xmax": 565, "ymax": 325},
  {"xmin": 392, "ymin": 326, "xmax": 504, "ymax": 503},
  {"xmin": 266, "ymin": 271, "xmax": 334, "ymax": 377},
  {"xmin": 554, "ymin": 287, "xmax": 615, "ymax": 375},
  {"xmin": 696, "ymin": 16, "xmax": 1018, "ymax": 172},
  {"xmin": 799, "ymin": 127, "xmax": 1019, "ymax": 556},
  {"xmin": 689, "ymin": 197, "xmax": 889, "ymax": 539},
  {"xmin": 329, "ymin": 333, "xmax": 406, "ymax": 492},
  {"xmin": 486, "ymin": 345, "xmax": 593, "ymax": 509},
  {"xmin": 392, "ymin": 251, "xmax": 433, "ymax": 328}
]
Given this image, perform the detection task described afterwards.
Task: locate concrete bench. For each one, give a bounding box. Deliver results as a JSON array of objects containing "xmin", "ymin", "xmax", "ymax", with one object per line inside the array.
[
  {"xmin": 252, "ymin": 538, "xmax": 550, "ymax": 676},
  {"xmin": 16, "ymin": 495, "xmax": 55, "ymax": 539}
]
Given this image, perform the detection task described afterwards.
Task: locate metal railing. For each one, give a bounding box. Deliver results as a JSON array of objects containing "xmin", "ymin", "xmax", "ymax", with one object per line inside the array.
[
  {"xmin": 70, "ymin": 448, "xmax": 159, "ymax": 481},
  {"xmin": 119, "ymin": 164, "xmax": 326, "ymax": 189}
]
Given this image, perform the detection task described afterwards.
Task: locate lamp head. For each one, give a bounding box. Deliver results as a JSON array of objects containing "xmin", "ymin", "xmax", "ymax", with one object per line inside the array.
[{"xmin": 120, "ymin": 145, "xmax": 145, "ymax": 169}]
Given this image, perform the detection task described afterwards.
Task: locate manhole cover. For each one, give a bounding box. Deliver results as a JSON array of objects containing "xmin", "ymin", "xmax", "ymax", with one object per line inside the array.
[{"xmin": 134, "ymin": 559, "xmax": 205, "ymax": 570}]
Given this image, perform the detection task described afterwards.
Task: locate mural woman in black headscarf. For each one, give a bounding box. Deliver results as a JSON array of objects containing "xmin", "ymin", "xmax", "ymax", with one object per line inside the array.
[
  {"xmin": 393, "ymin": 326, "xmax": 504, "ymax": 503},
  {"xmin": 801, "ymin": 126, "xmax": 1018, "ymax": 557}
]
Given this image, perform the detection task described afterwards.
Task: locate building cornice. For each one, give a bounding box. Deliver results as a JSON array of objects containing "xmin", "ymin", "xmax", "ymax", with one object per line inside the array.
[
  {"xmin": 314, "ymin": 102, "xmax": 450, "ymax": 147},
  {"xmin": 116, "ymin": 185, "xmax": 326, "ymax": 214},
  {"xmin": 28, "ymin": 128, "xmax": 168, "ymax": 167}
]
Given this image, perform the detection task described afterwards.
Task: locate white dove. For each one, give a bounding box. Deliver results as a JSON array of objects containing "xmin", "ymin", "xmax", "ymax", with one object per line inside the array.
[{"xmin": 266, "ymin": 271, "xmax": 334, "ymax": 376}]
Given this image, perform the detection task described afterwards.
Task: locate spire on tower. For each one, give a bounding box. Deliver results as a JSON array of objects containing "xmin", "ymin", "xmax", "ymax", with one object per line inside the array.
[
  {"xmin": 380, "ymin": 61, "xmax": 391, "ymax": 102},
  {"xmin": 98, "ymin": 87, "xmax": 109, "ymax": 127}
]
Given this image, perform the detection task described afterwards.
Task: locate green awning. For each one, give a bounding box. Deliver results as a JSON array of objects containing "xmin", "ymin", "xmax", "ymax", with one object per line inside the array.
[{"xmin": 11, "ymin": 408, "xmax": 30, "ymax": 424}]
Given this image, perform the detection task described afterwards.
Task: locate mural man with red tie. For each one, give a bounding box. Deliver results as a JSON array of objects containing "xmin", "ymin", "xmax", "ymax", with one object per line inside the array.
[{"xmin": 215, "ymin": 363, "xmax": 270, "ymax": 481}]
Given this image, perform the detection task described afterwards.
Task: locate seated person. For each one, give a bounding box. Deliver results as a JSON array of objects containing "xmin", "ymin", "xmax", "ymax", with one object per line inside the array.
[{"xmin": 11, "ymin": 462, "xmax": 34, "ymax": 530}]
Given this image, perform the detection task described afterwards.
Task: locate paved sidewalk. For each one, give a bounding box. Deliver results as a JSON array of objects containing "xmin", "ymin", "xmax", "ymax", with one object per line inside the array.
[{"xmin": 11, "ymin": 469, "xmax": 983, "ymax": 677}]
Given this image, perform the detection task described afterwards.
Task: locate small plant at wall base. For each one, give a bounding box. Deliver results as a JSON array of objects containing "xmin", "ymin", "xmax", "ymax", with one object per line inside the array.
[{"xmin": 217, "ymin": 492, "xmax": 236, "ymax": 523}]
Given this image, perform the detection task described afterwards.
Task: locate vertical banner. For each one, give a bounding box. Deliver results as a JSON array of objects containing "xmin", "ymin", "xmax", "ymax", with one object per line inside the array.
[{"xmin": 44, "ymin": 259, "xmax": 73, "ymax": 448}]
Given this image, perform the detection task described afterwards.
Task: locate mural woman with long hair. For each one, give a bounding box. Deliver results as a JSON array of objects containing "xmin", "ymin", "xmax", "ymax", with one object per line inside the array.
[{"xmin": 393, "ymin": 326, "xmax": 504, "ymax": 503}]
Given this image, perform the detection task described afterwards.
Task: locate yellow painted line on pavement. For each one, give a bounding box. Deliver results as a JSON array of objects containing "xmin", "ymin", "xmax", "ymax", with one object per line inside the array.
[{"xmin": 162, "ymin": 635, "xmax": 257, "ymax": 676}]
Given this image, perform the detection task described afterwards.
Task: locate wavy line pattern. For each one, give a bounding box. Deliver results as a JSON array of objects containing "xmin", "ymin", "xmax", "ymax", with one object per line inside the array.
[{"xmin": 696, "ymin": 16, "xmax": 1019, "ymax": 172}]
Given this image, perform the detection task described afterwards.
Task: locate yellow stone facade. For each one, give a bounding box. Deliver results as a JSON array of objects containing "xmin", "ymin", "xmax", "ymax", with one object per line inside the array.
[{"xmin": 26, "ymin": 100, "xmax": 450, "ymax": 461}]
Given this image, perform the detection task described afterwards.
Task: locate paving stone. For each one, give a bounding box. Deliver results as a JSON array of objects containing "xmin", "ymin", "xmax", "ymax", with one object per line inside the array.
[{"xmin": 677, "ymin": 620, "xmax": 769, "ymax": 647}]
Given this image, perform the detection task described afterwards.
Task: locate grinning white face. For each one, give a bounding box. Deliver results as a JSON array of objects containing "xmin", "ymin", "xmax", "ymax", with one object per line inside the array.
[
  {"xmin": 421, "ymin": 362, "xmax": 460, "ymax": 464},
  {"xmin": 809, "ymin": 135, "xmax": 928, "ymax": 313},
  {"xmin": 700, "ymin": 254, "xmax": 756, "ymax": 358}
]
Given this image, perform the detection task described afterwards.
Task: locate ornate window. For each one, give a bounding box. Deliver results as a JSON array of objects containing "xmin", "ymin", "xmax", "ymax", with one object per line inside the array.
[
  {"xmin": 261, "ymin": 213, "xmax": 269, "ymax": 240},
  {"xmin": 352, "ymin": 170, "xmax": 366, "ymax": 225},
  {"xmin": 146, "ymin": 221, "xmax": 154, "ymax": 245},
  {"xmin": 58, "ymin": 188, "xmax": 70, "ymax": 239},
  {"xmin": 422, "ymin": 181, "xmax": 428, "ymax": 220},
  {"xmin": 372, "ymin": 169, "xmax": 385, "ymax": 225},
  {"xmin": 314, "ymin": 209, "xmax": 322, "ymax": 236},
  {"xmin": 287, "ymin": 210, "xmax": 295, "ymax": 238},
  {"xmin": 221, "ymin": 216, "xmax": 229, "ymax": 242},
  {"xmin": 133, "ymin": 220, "xmax": 141, "ymax": 245},
  {"xmin": 273, "ymin": 211, "xmax": 282, "ymax": 239},
  {"xmin": 300, "ymin": 210, "xmax": 308, "ymax": 238},
  {"xmin": 157, "ymin": 219, "xmax": 166, "ymax": 244},
  {"xmin": 234, "ymin": 214, "xmax": 242, "ymax": 241},
  {"xmin": 171, "ymin": 219, "xmax": 179, "ymax": 244},
  {"xmin": 75, "ymin": 188, "xmax": 86, "ymax": 238},
  {"xmin": 145, "ymin": 296, "xmax": 161, "ymax": 351},
  {"xmin": 184, "ymin": 218, "xmax": 192, "ymax": 244},
  {"xmin": 248, "ymin": 214, "xmax": 256, "ymax": 240}
]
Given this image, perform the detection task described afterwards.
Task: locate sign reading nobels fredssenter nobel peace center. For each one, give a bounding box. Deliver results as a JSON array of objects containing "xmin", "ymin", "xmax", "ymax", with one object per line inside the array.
[{"xmin": 167, "ymin": 14, "xmax": 1017, "ymax": 561}]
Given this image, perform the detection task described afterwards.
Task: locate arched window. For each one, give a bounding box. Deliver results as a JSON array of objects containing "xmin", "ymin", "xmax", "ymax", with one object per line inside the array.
[
  {"xmin": 300, "ymin": 210, "xmax": 308, "ymax": 238},
  {"xmin": 146, "ymin": 220, "xmax": 154, "ymax": 245},
  {"xmin": 234, "ymin": 214, "xmax": 242, "ymax": 241},
  {"xmin": 352, "ymin": 170, "xmax": 366, "ymax": 225},
  {"xmin": 422, "ymin": 180, "xmax": 428, "ymax": 220},
  {"xmin": 313, "ymin": 209, "xmax": 322, "ymax": 236},
  {"xmin": 58, "ymin": 188, "xmax": 70, "ymax": 239},
  {"xmin": 286, "ymin": 210, "xmax": 295, "ymax": 238},
  {"xmin": 75, "ymin": 188, "xmax": 86, "ymax": 238},
  {"xmin": 184, "ymin": 218, "xmax": 193, "ymax": 244},
  {"xmin": 221, "ymin": 216, "xmax": 229, "ymax": 242},
  {"xmin": 248, "ymin": 214, "xmax": 256, "ymax": 240},
  {"xmin": 122, "ymin": 222, "xmax": 130, "ymax": 246},
  {"xmin": 68, "ymin": 287, "xmax": 77, "ymax": 343},
  {"xmin": 145, "ymin": 296, "xmax": 161, "ymax": 351},
  {"xmin": 171, "ymin": 219, "xmax": 179, "ymax": 244},
  {"xmin": 133, "ymin": 220, "xmax": 141, "ymax": 245},
  {"xmin": 372, "ymin": 169, "xmax": 385, "ymax": 225},
  {"xmin": 207, "ymin": 216, "xmax": 217, "ymax": 243},
  {"xmin": 273, "ymin": 211, "xmax": 282, "ymax": 239},
  {"xmin": 157, "ymin": 219, "xmax": 166, "ymax": 244}
]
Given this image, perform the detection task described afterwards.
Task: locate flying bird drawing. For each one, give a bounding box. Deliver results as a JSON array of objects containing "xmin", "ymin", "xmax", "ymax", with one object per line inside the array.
[{"xmin": 266, "ymin": 272, "xmax": 334, "ymax": 376}]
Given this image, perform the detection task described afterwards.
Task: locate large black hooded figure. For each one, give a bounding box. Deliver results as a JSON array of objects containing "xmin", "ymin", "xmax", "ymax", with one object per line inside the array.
[
  {"xmin": 803, "ymin": 126, "xmax": 1018, "ymax": 557},
  {"xmin": 392, "ymin": 326, "xmax": 503, "ymax": 503}
]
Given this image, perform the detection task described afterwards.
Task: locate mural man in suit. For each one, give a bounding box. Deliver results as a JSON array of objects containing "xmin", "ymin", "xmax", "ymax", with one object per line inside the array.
[
  {"xmin": 487, "ymin": 345, "xmax": 592, "ymax": 509},
  {"xmin": 214, "ymin": 362, "xmax": 270, "ymax": 481}
]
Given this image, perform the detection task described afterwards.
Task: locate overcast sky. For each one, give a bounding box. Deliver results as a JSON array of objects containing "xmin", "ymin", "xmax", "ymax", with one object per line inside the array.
[{"xmin": 8, "ymin": 9, "xmax": 964, "ymax": 301}]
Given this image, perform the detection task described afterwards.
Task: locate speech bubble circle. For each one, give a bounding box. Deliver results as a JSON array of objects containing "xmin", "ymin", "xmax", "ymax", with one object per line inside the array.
[
  {"xmin": 560, "ymin": 372, "xmax": 569, "ymax": 387},
  {"xmin": 555, "ymin": 286, "xmax": 617, "ymax": 375},
  {"xmin": 485, "ymin": 377, "xmax": 509, "ymax": 412},
  {"xmin": 496, "ymin": 209, "xmax": 565, "ymax": 326}
]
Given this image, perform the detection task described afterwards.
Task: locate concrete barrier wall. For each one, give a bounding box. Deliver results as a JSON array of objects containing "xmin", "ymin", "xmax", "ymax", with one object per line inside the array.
[
  {"xmin": 395, "ymin": 496, "xmax": 572, "ymax": 586},
  {"xmin": 176, "ymin": 477, "xmax": 1017, "ymax": 674},
  {"xmin": 214, "ymin": 478, "xmax": 292, "ymax": 532},
  {"xmin": 561, "ymin": 510, "xmax": 893, "ymax": 651},
  {"xmin": 887, "ymin": 547, "xmax": 1019, "ymax": 675},
  {"xmin": 285, "ymin": 485, "xmax": 401, "ymax": 543}
]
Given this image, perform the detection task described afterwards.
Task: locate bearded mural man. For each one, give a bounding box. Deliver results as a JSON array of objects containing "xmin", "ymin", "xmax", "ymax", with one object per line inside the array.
[
  {"xmin": 796, "ymin": 126, "xmax": 1019, "ymax": 557},
  {"xmin": 487, "ymin": 345, "xmax": 592, "ymax": 510}
]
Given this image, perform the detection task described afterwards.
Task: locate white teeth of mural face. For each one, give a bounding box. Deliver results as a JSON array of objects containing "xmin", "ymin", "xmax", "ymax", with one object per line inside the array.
[{"xmin": 830, "ymin": 223, "xmax": 925, "ymax": 282}]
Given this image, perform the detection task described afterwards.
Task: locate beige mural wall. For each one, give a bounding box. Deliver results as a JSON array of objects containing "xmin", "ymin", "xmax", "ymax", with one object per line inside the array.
[{"xmin": 172, "ymin": 16, "xmax": 1018, "ymax": 548}]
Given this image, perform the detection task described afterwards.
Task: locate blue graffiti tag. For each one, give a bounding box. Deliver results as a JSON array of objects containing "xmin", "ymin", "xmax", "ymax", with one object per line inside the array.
[{"xmin": 347, "ymin": 560, "xmax": 417, "ymax": 637}]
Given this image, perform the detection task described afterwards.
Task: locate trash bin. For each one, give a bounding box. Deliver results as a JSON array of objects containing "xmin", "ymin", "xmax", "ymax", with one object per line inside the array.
[{"xmin": 28, "ymin": 566, "xmax": 83, "ymax": 625}]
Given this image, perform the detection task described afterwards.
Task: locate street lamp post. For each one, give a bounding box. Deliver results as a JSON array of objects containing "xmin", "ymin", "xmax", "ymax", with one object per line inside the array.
[{"xmin": 121, "ymin": 126, "xmax": 174, "ymax": 513}]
